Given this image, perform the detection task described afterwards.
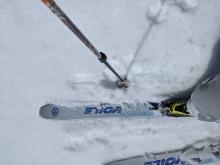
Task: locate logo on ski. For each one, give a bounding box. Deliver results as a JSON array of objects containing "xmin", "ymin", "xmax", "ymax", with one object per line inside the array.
[
  {"xmin": 84, "ymin": 106, "xmax": 122, "ymax": 114},
  {"xmin": 51, "ymin": 107, "xmax": 59, "ymax": 117},
  {"xmin": 144, "ymin": 157, "xmax": 185, "ymax": 165}
]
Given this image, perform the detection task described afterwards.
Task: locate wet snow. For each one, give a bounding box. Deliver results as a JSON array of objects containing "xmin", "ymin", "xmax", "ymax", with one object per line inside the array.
[{"xmin": 0, "ymin": 0, "xmax": 220, "ymax": 164}]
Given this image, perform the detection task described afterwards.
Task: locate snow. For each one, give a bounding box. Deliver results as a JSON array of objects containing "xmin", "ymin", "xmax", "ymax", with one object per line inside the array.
[
  {"xmin": 0, "ymin": 0, "xmax": 220, "ymax": 164},
  {"xmin": 146, "ymin": 0, "xmax": 169, "ymax": 24},
  {"xmin": 174, "ymin": 0, "xmax": 198, "ymax": 12}
]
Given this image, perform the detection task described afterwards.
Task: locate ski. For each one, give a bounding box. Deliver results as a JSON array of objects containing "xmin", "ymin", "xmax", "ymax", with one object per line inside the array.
[
  {"xmin": 105, "ymin": 138, "xmax": 220, "ymax": 165},
  {"xmin": 39, "ymin": 99, "xmax": 192, "ymax": 120},
  {"xmin": 39, "ymin": 102, "xmax": 162, "ymax": 120}
]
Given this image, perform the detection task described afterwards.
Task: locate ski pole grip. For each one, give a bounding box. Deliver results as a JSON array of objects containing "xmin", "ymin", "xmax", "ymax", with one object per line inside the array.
[{"xmin": 42, "ymin": 0, "xmax": 53, "ymax": 5}]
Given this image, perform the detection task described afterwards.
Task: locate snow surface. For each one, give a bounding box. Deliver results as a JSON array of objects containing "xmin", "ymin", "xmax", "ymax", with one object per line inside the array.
[{"xmin": 0, "ymin": 0, "xmax": 220, "ymax": 164}]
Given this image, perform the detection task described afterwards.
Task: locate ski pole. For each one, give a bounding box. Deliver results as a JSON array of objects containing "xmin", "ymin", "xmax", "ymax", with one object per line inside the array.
[{"xmin": 41, "ymin": 0, "xmax": 128, "ymax": 88}]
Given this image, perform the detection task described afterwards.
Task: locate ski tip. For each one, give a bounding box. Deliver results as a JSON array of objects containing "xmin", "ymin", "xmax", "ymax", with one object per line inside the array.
[
  {"xmin": 39, "ymin": 104, "xmax": 59, "ymax": 119},
  {"xmin": 39, "ymin": 104, "xmax": 49, "ymax": 118}
]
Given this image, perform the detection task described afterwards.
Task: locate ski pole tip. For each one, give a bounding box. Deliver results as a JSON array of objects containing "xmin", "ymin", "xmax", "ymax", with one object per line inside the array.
[{"xmin": 116, "ymin": 79, "xmax": 129, "ymax": 88}]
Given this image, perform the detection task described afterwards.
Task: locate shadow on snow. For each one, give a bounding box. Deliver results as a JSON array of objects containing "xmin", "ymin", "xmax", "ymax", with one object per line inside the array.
[{"xmin": 166, "ymin": 37, "xmax": 220, "ymax": 100}]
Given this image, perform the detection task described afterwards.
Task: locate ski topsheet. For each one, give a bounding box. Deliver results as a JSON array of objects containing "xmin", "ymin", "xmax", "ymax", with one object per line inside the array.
[
  {"xmin": 106, "ymin": 151, "xmax": 186, "ymax": 165},
  {"xmin": 105, "ymin": 138, "xmax": 220, "ymax": 165},
  {"xmin": 39, "ymin": 102, "xmax": 162, "ymax": 120}
]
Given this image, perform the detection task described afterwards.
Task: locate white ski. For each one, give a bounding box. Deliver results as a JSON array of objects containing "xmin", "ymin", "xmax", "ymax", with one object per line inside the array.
[
  {"xmin": 39, "ymin": 102, "xmax": 161, "ymax": 120},
  {"xmin": 105, "ymin": 138, "xmax": 220, "ymax": 165}
]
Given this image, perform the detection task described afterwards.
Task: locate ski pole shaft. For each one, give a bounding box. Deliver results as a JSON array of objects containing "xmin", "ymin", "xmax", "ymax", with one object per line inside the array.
[
  {"xmin": 42, "ymin": 0, "xmax": 128, "ymax": 87},
  {"xmin": 42, "ymin": 0, "xmax": 101, "ymax": 59}
]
